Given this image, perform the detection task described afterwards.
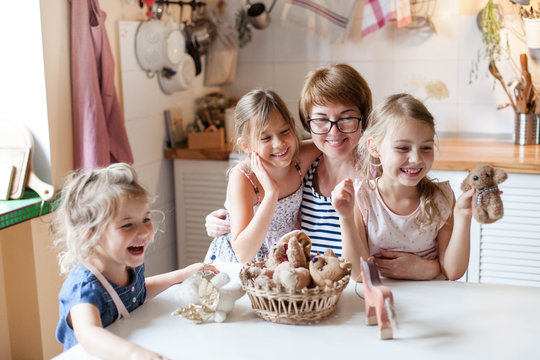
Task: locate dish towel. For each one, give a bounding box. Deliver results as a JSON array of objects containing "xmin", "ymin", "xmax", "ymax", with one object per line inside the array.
[
  {"xmin": 362, "ymin": 0, "xmax": 412, "ymax": 37},
  {"xmin": 205, "ymin": 2, "xmax": 238, "ymax": 85},
  {"xmin": 281, "ymin": 0, "xmax": 359, "ymax": 43}
]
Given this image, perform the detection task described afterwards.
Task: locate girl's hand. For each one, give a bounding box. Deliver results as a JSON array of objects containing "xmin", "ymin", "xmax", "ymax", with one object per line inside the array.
[
  {"xmin": 331, "ymin": 178, "xmax": 355, "ymax": 219},
  {"xmin": 251, "ymin": 152, "xmax": 278, "ymax": 197},
  {"xmin": 205, "ymin": 209, "xmax": 230, "ymax": 237},
  {"xmin": 374, "ymin": 249, "xmax": 441, "ymax": 280},
  {"xmin": 130, "ymin": 345, "xmax": 171, "ymax": 360},
  {"xmin": 455, "ymin": 188, "xmax": 475, "ymax": 217},
  {"xmin": 183, "ymin": 262, "xmax": 219, "ymax": 278}
]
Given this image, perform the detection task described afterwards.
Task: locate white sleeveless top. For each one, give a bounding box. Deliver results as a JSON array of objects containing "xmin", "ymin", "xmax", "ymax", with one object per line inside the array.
[{"xmin": 355, "ymin": 179, "xmax": 454, "ymax": 260}]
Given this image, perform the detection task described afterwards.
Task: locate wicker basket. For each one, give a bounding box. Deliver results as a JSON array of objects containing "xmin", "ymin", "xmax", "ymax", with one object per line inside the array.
[{"xmin": 239, "ymin": 263, "xmax": 350, "ymax": 324}]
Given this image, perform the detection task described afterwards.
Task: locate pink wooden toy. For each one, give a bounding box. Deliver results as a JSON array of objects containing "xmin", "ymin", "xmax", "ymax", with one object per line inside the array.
[{"xmin": 360, "ymin": 257, "xmax": 396, "ymax": 339}]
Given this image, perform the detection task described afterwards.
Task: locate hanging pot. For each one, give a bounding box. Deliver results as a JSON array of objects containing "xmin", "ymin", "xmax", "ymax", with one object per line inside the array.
[
  {"xmin": 246, "ymin": 0, "xmax": 276, "ymax": 30},
  {"xmin": 164, "ymin": 17, "xmax": 186, "ymax": 68},
  {"xmin": 135, "ymin": 19, "xmax": 168, "ymax": 78},
  {"xmin": 158, "ymin": 54, "xmax": 196, "ymax": 94},
  {"xmin": 184, "ymin": 23, "xmax": 202, "ymax": 76}
]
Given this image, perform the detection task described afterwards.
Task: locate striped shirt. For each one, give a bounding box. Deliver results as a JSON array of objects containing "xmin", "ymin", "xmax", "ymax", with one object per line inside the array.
[{"xmin": 301, "ymin": 158, "xmax": 343, "ymax": 257}]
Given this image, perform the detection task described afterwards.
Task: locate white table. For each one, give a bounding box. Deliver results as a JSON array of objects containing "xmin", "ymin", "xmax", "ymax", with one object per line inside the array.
[{"xmin": 54, "ymin": 262, "xmax": 540, "ymax": 360}]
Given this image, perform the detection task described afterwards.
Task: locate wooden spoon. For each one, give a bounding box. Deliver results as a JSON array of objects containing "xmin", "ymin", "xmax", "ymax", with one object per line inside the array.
[
  {"xmin": 489, "ymin": 61, "xmax": 517, "ymax": 112},
  {"xmin": 520, "ymin": 53, "xmax": 534, "ymax": 109}
]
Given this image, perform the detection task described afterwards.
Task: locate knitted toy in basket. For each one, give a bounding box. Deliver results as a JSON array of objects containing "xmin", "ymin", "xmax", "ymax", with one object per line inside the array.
[
  {"xmin": 460, "ymin": 164, "xmax": 507, "ymax": 224},
  {"xmin": 309, "ymin": 249, "xmax": 352, "ymax": 288}
]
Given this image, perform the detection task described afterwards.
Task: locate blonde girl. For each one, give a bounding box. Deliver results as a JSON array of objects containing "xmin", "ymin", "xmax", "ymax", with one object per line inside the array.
[
  {"xmin": 332, "ymin": 93, "xmax": 474, "ymax": 281},
  {"xmin": 53, "ymin": 163, "xmax": 217, "ymax": 359},
  {"xmin": 204, "ymin": 89, "xmax": 319, "ymax": 264}
]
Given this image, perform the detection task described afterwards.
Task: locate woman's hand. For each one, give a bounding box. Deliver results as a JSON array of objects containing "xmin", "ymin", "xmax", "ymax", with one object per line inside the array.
[
  {"xmin": 205, "ymin": 209, "xmax": 230, "ymax": 237},
  {"xmin": 373, "ymin": 249, "xmax": 441, "ymax": 280},
  {"xmin": 251, "ymin": 152, "xmax": 278, "ymax": 198},
  {"xmin": 331, "ymin": 178, "xmax": 355, "ymax": 219}
]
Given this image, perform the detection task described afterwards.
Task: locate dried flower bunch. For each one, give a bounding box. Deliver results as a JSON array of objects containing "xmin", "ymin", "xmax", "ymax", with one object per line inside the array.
[{"xmin": 509, "ymin": 0, "xmax": 540, "ymax": 18}]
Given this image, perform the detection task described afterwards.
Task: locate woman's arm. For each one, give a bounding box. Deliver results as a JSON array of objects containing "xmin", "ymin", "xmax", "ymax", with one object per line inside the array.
[
  {"xmin": 373, "ymin": 250, "xmax": 441, "ymax": 280},
  {"xmin": 145, "ymin": 263, "xmax": 219, "ymax": 300},
  {"xmin": 437, "ymin": 189, "xmax": 474, "ymax": 280},
  {"xmin": 70, "ymin": 303, "xmax": 168, "ymax": 360},
  {"xmin": 332, "ymin": 178, "xmax": 370, "ymax": 280}
]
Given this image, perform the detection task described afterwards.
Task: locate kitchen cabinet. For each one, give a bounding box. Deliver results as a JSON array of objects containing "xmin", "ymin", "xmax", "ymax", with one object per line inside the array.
[
  {"xmin": 173, "ymin": 159, "xmax": 229, "ymax": 267},
  {"xmin": 430, "ymin": 170, "xmax": 540, "ymax": 287}
]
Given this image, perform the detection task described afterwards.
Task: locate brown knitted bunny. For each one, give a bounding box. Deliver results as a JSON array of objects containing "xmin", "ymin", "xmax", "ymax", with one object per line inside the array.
[{"xmin": 461, "ymin": 164, "xmax": 507, "ymax": 224}]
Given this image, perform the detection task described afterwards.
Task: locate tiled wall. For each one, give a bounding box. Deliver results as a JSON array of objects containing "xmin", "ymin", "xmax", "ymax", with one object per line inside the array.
[
  {"xmin": 223, "ymin": 0, "xmax": 538, "ymax": 138},
  {"xmin": 118, "ymin": 0, "xmax": 539, "ymax": 273}
]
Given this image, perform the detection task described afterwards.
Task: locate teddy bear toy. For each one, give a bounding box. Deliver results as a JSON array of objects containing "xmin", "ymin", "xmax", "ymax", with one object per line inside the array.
[
  {"xmin": 249, "ymin": 230, "xmax": 312, "ymax": 291},
  {"xmin": 271, "ymin": 237, "xmax": 311, "ymax": 292},
  {"xmin": 461, "ymin": 164, "xmax": 507, "ymax": 224},
  {"xmin": 309, "ymin": 249, "xmax": 352, "ymax": 288},
  {"xmin": 172, "ymin": 271, "xmax": 245, "ymax": 323}
]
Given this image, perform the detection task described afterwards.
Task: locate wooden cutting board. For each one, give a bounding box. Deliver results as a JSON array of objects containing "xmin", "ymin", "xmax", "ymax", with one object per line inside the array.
[
  {"xmin": 0, "ymin": 120, "xmax": 54, "ymax": 201},
  {"xmin": 0, "ymin": 147, "xmax": 30, "ymax": 199}
]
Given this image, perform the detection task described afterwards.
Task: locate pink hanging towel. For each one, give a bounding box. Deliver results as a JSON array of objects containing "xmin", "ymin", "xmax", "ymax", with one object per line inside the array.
[
  {"xmin": 361, "ymin": 0, "xmax": 411, "ymax": 37},
  {"xmin": 70, "ymin": 0, "xmax": 134, "ymax": 170}
]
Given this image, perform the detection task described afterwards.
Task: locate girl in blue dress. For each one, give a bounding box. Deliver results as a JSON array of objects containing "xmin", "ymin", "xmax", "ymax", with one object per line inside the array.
[{"xmin": 53, "ymin": 163, "xmax": 217, "ymax": 359}]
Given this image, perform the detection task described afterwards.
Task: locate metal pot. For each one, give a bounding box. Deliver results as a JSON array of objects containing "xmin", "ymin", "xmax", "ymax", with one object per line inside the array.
[
  {"xmin": 246, "ymin": 0, "xmax": 276, "ymax": 30},
  {"xmin": 185, "ymin": 18, "xmax": 215, "ymax": 55}
]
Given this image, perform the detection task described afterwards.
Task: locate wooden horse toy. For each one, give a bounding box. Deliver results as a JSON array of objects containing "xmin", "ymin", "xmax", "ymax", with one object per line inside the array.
[{"xmin": 360, "ymin": 257, "xmax": 396, "ymax": 339}]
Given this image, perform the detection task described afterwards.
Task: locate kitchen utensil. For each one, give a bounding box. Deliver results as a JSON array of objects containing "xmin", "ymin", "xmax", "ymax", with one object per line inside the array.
[
  {"xmin": 151, "ymin": 2, "xmax": 165, "ymax": 19},
  {"xmin": 0, "ymin": 164, "xmax": 14, "ymax": 200},
  {"xmin": 0, "ymin": 121, "xmax": 54, "ymax": 200},
  {"xmin": 514, "ymin": 112, "xmax": 539, "ymax": 145},
  {"xmin": 488, "ymin": 61, "xmax": 517, "ymax": 112},
  {"xmin": 520, "ymin": 53, "xmax": 534, "ymax": 107},
  {"xmin": 164, "ymin": 17, "xmax": 185, "ymax": 68},
  {"xmin": 514, "ymin": 86, "xmax": 529, "ymax": 114},
  {"xmin": 157, "ymin": 53, "xmax": 196, "ymax": 94},
  {"xmin": 246, "ymin": 0, "xmax": 276, "ymax": 30},
  {"xmin": 185, "ymin": 33, "xmax": 202, "ymax": 75},
  {"xmin": 496, "ymin": 103, "xmax": 511, "ymax": 110},
  {"xmin": 135, "ymin": 19, "xmax": 168, "ymax": 78}
]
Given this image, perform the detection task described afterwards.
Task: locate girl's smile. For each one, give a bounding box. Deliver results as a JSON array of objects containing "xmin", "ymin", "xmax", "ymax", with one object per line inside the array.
[
  {"xmin": 95, "ymin": 196, "xmax": 154, "ymax": 279},
  {"xmin": 375, "ymin": 117, "xmax": 435, "ymax": 188},
  {"xmin": 255, "ymin": 110, "xmax": 297, "ymax": 168}
]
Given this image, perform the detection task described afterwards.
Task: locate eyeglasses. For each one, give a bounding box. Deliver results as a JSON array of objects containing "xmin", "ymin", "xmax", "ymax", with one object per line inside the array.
[{"xmin": 307, "ymin": 117, "xmax": 361, "ymax": 135}]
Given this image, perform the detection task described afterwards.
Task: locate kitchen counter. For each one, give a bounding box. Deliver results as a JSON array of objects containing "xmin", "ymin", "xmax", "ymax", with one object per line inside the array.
[
  {"xmin": 164, "ymin": 139, "xmax": 540, "ymax": 174},
  {"xmin": 434, "ymin": 138, "xmax": 540, "ymax": 174},
  {"xmin": 54, "ymin": 261, "xmax": 540, "ymax": 360}
]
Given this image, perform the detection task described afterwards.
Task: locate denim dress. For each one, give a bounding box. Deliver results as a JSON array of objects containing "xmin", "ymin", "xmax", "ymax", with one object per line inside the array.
[{"xmin": 56, "ymin": 264, "xmax": 146, "ymax": 350}]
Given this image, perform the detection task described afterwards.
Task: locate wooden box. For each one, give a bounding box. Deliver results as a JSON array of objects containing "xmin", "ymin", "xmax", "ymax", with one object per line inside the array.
[{"xmin": 187, "ymin": 128, "xmax": 225, "ymax": 150}]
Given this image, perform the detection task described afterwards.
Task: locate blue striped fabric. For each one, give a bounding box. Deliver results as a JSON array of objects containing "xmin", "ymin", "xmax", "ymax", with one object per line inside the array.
[{"xmin": 301, "ymin": 158, "xmax": 343, "ymax": 257}]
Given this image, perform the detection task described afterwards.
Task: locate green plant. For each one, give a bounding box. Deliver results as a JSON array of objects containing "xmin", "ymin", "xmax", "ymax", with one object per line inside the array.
[{"xmin": 470, "ymin": 0, "xmax": 510, "ymax": 82}]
